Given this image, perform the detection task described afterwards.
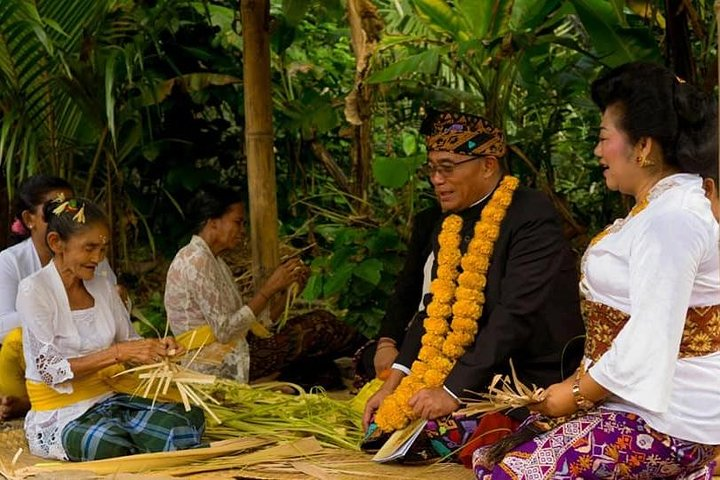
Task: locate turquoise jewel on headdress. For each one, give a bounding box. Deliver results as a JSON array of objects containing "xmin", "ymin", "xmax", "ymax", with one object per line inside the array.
[{"xmin": 468, "ymin": 140, "xmax": 476, "ymax": 149}]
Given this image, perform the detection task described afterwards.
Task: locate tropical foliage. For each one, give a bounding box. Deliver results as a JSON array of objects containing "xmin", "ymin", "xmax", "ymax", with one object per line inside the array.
[{"xmin": 0, "ymin": 0, "xmax": 716, "ymax": 337}]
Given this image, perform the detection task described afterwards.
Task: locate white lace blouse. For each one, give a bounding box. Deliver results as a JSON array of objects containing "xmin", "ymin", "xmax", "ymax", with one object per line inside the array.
[
  {"xmin": 164, "ymin": 235, "xmax": 257, "ymax": 383},
  {"xmin": 582, "ymin": 174, "xmax": 720, "ymax": 444},
  {"xmin": 17, "ymin": 261, "xmax": 136, "ymax": 460},
  {"xmin": 0, "ymin": 238, "xmax": 116, "ymax": 342}
]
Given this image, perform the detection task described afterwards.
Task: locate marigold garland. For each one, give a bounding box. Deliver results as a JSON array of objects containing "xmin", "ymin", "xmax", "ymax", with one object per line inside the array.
[{"xmin": 374, "ymin": 175, "xmax": 520, "ymax": 432}]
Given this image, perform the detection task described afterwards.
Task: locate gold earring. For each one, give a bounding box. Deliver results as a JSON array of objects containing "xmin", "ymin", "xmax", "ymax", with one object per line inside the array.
[{"xmin": 638, "ymin": 155, "xmax": 654, "ymax": 167}]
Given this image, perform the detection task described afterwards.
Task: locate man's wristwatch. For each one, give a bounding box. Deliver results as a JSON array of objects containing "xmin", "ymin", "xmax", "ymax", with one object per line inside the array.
[{"xmin": 572, "ymin": 378, "xmax": 594, "ymax": 411}]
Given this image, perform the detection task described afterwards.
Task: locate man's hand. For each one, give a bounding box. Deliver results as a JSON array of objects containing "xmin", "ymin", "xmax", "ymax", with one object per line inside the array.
[
  {"xmin": 362, "ymin": 369, "xmax": 405, "ymax": 430},
  {"xmin": 408, "ymin": 387, "xmax": 460, "ymax": 420},
  {"xmin": 363, "ymin": 387, "xmax": 391, "ymax": 431}
]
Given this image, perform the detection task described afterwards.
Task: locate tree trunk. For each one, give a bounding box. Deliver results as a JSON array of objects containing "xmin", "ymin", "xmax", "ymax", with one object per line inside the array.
[
  {"xmin": 345, "ymin": 0, "xmax": 383, "ymax": 204},
  {"xmin": 241, "ymin": 0, "xmax": 280, "ymax": 308},
  {"xmin": 664, "ymin": 0, "xmax": 695, "ymax": 82}
]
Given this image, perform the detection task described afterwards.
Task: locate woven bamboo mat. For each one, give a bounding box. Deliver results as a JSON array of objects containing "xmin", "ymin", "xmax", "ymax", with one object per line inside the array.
[{"xmin": 0, "ymin": 427, "xmax": 474, "ymax": 480}]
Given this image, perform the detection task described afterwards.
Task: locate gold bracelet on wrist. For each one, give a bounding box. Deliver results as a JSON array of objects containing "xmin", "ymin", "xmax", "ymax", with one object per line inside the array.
[{"xmin": 572, "ymin": 372, "xmax": 594, "ymax": 411}]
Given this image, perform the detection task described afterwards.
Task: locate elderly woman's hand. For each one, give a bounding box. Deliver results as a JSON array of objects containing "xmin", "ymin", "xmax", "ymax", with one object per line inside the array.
[
  {"xmin": 160, "ymin": 336, "xmax": 185, "ymax": 357},
  {"xmin": 263, "ymin": 258, "xmax": 307, "ymax": 296},
  {"xmin": 115, "ymin": 338, "xmax": 179, "ymax": 365}
]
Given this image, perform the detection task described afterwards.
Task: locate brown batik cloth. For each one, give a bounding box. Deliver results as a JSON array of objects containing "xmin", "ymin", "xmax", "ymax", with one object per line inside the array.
[
  {"xmin": 581, "ymin": 300, "xmax": 720, "ymax": 362},
  {"xmin": 247, "ymin": 309, "xmax": 358, "ymax": 380}
]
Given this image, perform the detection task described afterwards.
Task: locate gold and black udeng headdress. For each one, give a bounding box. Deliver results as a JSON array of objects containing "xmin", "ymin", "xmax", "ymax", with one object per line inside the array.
[{"xmin": 420, "ymin": 110, "xmax": 507, "ymax": 158}]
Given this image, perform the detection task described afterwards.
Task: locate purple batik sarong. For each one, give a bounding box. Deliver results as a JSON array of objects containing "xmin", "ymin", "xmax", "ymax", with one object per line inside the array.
[{"xmin": 473, "ymin": 408, "xmax": 716, "ymax": 480}]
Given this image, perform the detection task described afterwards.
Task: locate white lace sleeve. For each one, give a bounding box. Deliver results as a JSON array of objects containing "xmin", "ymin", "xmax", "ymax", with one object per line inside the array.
[
  {"xmin": 17, "ymin": 284, "xmax": 74, "ymax": 392},
  {"xmin": 165, "ymin": 245, "xmax": 255, "ymax": 343}
]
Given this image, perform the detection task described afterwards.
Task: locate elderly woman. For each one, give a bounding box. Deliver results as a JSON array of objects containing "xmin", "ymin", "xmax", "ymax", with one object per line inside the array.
[
  {"xmin": 473, "ymin": 62, "xmax": 720, "ymax": 478},
  {"xmin": 0, "ymin": 176, "xmax": 119, "ymax": 421},
  {"xmin": 18, "ymin": 198, "xmax": 203, "ymax": 461},
  {"xmin": 164, "ymin": 186, "xmax": 356, "ymax": 386}
]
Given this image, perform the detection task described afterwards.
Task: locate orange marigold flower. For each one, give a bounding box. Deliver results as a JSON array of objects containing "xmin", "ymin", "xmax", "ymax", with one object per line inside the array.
[
  {"xmin": 460, "ymin": 254, "xmax": 489, "ymax": 273},
  {"xmin": 455, "ymin": 286, "xmax": 485, "ymax": 303},
  {"xmin": 421, "ymin": 334, "xmax": 444, "ymax": 350},
  {"xmin": 436, "ymin": 264, "xmax": 459, "ymax": 280},
  {"xmin": 438, "ymin": 249, "xmax": 462, "ymax": 265},
  {"xmin": 452, "ymin": 314, "xmax": 481, "ymax": 333},
  {"xmin": 438, "ymin": 232, "xmax": 460, "ymax": 248},
  {"xmin": 426, "ymin": 302, "xmax": 452, "ymax": 318},
  {"xmin": 418, "ymin": 346, "xmax": 441, "ymax": 362},
  {"xmin": 443, "ymin": 215, "xmax": 463, "ymax": 232},
  {"xmin": 430, "ymin": 279, "xmax": 455, "ymax": 302},
  {"xmin": 447, "ymin": 330, "xmax": 475, "ymax": 346},
  {"xmin": 458, "ymin": 271, "xmax": 485, "ymax": 289},
  {"xmin": 429, "ymin": 356, "xmax": 453, "ymax": 373},
  {"xmin": 424, "ymin": 317, "xmax": 449, "ymax": 335},
  {"xmin": 424, "ymin": 369, "xmax": 446, "ymax": 387},
  {"xmin": 441, "ymin": 341, "xmax": 465, "ymax": 358},
  {"xmin": 411, "ymin": 360, "xmax": 429, "ymax": 375},
  {"xmin": 453, "ymin": 300, "xmax": 481, "ymax": 318},
  {"xmin": 470, "ymin": 240, "xmax": 494, "ymax": 255}
]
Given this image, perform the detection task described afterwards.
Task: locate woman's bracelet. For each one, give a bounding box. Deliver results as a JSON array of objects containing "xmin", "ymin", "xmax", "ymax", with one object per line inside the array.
[{"xmin": 572, "ymin": 369, "xmax": 594, "ymax": 411}]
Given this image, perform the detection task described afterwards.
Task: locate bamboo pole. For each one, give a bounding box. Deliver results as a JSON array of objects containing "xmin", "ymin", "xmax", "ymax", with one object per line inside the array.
[{"xmin": 241, "ymin": 0, "xmax": 279, "ymax": 312}]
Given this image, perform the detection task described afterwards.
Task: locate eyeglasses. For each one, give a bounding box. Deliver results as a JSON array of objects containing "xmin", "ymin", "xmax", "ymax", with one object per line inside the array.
[{"xmin": 421, "ymin": 156, "xmax": 484, "ymax": 178}]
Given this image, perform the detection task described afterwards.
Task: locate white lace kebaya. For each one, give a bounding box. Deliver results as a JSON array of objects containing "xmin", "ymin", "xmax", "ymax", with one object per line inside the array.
[
  {"xmin": 17, "ymin": 261, "xmax": 136, "ymax": 460},
  {"xmin": 164, "ymin": 235, "xmax": 257, "ymax": 383},
  {"xmin": 0, "ymin": 237, "xmax": 117, "ymax": 342}
]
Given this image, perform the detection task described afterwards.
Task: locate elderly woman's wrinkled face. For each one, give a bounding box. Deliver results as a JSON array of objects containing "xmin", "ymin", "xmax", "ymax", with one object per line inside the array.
[
  {"xmin": 213, "ymin": 202, "xmax": 245, "ymax": 251},
  {"xmin": 593, "ymin": 104, "xmax": 642, "ymax": 196},
  {"xmin": 51, "ymin": 223, "xmax": 110, "ymax": 281}
]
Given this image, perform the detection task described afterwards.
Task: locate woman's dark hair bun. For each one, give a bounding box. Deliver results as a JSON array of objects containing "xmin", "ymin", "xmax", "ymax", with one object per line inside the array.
[
  {"xmin": 673, "ymin": 82, "xmax": 706, "ymax": 126},
  {"xmin": 187, "ymin": 185, "xmax": 244, "ymax": 234},
  {"xmin": 591, "ymin": 61, "xmax": 717, "ymax": 176}
]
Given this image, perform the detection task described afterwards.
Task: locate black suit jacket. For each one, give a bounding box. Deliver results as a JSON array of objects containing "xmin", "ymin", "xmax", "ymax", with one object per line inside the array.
[
  {"xmin": 395, "ymin": 186, "xmax": 584, "ymax": 399},
  {"xmin": 377, "ymin": 204, "xmax": 442, "ymax": 343}
]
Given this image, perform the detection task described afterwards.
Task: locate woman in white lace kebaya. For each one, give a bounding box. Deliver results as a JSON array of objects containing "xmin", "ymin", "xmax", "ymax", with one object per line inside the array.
[
  {"xmin": 0, "ymin": 176, "xmax": 120, "ymax": 421},
  {"xmin": 165, "ymin": 186, "xmax": 357, "ymax": 385},
  {"xmin": 18, "ymin": 198, "xmax": 203, "ymax": 461},
  {"xmin": 473, "ymin": 62, "xmax": 720, "ymax": 479}
]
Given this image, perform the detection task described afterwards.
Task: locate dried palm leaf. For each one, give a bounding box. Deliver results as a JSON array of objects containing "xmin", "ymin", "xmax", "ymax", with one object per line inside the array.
[
  {"xmin": 13, "ymin": 437, "xmax": 272, "ymax": 477},
  {"xmin": 456, "ymin": 359, "xmax": 545, "ymax": 416}
]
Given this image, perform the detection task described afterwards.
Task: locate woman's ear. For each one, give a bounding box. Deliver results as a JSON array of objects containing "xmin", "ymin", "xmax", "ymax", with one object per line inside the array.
[
  {"xmin": 703, "ymin": 177, "xmax": 717, "ymax": 199},
  {"xmin": 20, "ymin": 210, "xmax": 34, "ymax": 231},
  {"xmin": 46, "ymin": 232, "xmax": 63, "ymax": 255}
]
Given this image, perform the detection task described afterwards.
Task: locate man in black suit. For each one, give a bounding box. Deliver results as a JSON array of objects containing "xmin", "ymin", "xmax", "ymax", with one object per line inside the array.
[{"xmin": 362, "ymin": 110, "xmax": 584, "ymax": 461}]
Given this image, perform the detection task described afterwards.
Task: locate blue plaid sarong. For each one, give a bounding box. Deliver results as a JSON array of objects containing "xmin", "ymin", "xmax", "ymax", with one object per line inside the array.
[{"xmin": 61, "ymin": 393, "xmax": 205, "ymax": 461}]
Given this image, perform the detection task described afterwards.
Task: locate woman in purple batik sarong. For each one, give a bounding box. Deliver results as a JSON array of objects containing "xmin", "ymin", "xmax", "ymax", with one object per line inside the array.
[{"xmin": 473, "ymin": 62, "xmax": 720, "ymax": 479}]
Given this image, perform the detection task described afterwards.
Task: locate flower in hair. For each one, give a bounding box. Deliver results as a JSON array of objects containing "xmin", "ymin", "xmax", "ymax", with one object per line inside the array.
[
  {"xmin": 52, "ymin": 201, "xmax": 70, "ymax": 216},
  {"xmin": 72, "ymin": 205, "xmax": 86, "ymax": 224},
  {"xmin": 10, "ymin": 218, "xmax": 27, "ymax": 236}
]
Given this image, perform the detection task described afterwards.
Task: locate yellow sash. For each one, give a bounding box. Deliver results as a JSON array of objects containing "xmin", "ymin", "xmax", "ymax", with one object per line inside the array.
[
  {"xmin": 175, "ymin": 322, "xmax": 272, "ymax": 352},
  {"xmin": 27, "ymin": 363, "xmax": 184, "ymax": 411},
  {"xmin": 26, "ymin": 364, "xmax": 123, "ymax": 411},
  {"xmin": 175, "ymin": 325, "xmax": 218, "ymax": 350}
]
